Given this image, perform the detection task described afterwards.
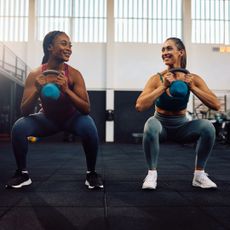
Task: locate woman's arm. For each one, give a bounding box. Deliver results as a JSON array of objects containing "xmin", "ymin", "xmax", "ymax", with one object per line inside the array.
[
  {"xmin": 185, "ymin": 73, "xmax": 221, "ymax": 111},
  {"xmin": 21, "ymin": 70, "xmax": 44, "ymax": 116},
  {"xmin": 136, "ymin": 74, "xmax": 167, "ymax": 112},
  {"xmin": 56, "ymin": 67, "xmax": 90, "ymax": 114}
]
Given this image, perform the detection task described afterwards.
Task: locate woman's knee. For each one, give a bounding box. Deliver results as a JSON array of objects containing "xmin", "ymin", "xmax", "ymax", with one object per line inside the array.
[
  {"xmin": 12, "ymin": 117, "xmax": 30, "ymax": 137},
  {"xmin": 76, "ymin": 115, "xmax": 98, "ymax": 138},
  {"xmin": 198, "ymin": 119, "xmax": 216, "ymax": 137},
  {"xmin": 143, "ymin": 117, "xmax": 162, "ymax": 140}
]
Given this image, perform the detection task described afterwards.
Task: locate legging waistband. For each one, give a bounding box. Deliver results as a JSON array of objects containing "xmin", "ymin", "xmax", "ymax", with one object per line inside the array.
[{"xmin": 154, "ymin": 111, "xmax": 188, "ymax": 127}]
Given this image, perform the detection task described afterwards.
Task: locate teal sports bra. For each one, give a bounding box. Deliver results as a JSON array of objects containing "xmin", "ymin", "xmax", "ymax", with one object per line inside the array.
[{"xmin": 155, "ymin": 73, "xmax": 190, "ymax": 111}]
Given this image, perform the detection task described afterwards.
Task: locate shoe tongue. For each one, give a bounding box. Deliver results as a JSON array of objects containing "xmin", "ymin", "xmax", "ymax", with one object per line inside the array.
[{"xmin": 148, "ymin": 170, "xmax": 157, "ymax": 175}]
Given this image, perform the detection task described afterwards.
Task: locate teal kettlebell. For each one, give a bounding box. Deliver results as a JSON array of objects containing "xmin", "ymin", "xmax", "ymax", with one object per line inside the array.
[
  {"xmin": 169, "ymin": 80, "xmax": 189, "ymax": 97},
  {"xmin": 41, "ymin": 83, "xmax": 60, "ymax": 100},
  {"xmin": 41, "ymin": 70, "xmax": 60, "ymax": 100},
  {"xmin": 169, "ymin": 68, "xmax": 190, "ymax": 97}
]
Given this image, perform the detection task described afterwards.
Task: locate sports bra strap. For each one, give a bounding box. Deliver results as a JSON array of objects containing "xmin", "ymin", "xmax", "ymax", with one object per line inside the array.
[
  {"xmin": 157, "ymin": 72, "xmax": 164, "ymax": 83},
  {"xmin": 41, "ymin": 64, "xmax": 47, "ymax": 72},
  {"xmin": 64, "ymin": 63, "xmax": 69, "ymax": 76}
]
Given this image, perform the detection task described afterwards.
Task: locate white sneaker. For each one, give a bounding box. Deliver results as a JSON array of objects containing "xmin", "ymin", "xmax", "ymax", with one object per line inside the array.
[
  {"xmin": 192, "ymin": 171, "xmax": 217, "ymax": 189},
  {"xmin": 142, "ymin": 170, "xmax": 157, "ymax": 189}
]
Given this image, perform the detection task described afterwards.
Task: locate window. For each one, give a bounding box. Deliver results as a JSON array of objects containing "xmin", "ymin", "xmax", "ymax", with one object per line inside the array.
[
  {"xmin": 73, "ymin": 0, "xmax": 107, "ymax": 42},
  {"xmin": 36, "ymin": 0, "xmax": 107, "ymax": 42},
  {"xmin": 114, "ymin": 0, "xmax": 183, "ymax": 43},
  {"xmin": 0, "ymin": 0, "xmax": 29, "ymax": 41},
  {"xmin": 36, "ymin": 0, "xmax": 72, "ymax": 41},
  {"xmin": 192, "ymin": 0, "xmax": 230, "ymax": 44}
]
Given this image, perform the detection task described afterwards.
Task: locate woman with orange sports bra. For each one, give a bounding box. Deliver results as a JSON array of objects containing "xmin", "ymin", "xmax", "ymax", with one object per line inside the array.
[
  {"xmin": 136, "ymin": 37, "xmax": 220, "ymax": 190},
  {"xmin": 6, "ymin": 31, "xmax": 103, "ymax": 190}
]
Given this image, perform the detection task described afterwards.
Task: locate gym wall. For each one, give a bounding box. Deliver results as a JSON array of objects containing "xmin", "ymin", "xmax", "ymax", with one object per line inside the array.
[
  {"xmin": 88, "ymin": 91, "xmax": 106, "ymax": 142},
  {"xmin": 88, "ymin": 90, "xmax": 154, "ymax": 143},
  {"xmin": 0, "ymin": 74, "xmax": 23, "ymax": 140},
  {"xmin": 2, "ymin": 36, "xmax": 230, "ymax": 143},
  {"xmin": 114, "ymin": 91, "xmax": 154, "ymax": 143}
]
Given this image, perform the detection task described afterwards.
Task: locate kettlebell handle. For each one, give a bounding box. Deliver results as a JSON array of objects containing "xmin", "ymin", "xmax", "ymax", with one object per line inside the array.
[
  {"xmin": 43, "ymin": 70, "xmax": 60, "ymax": 76},
  {"xmin": 169, "ymin": 68, "xmax": 190, "ymax": 74}
]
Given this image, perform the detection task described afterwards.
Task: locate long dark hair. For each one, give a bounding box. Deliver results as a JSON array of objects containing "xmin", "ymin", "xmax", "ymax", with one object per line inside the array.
[
  {"xmin": 42, "ymin": 30, "xmax": 65, "ymax": 64},
  {"xmin": 166, "ymin": 37, "xmax": 187, "ymax": 68}
]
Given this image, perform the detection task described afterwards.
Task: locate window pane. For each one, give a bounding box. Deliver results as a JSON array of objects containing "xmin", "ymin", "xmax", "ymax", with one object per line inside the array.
[
  {"xmin": 36, "ymin": 0, "xmax": 107, "ymax": 43},
  {"xmin": 192, "ymin": 0, "xmax": 230, "ymax": 44},
  {"xmin": 0, "ymin": 0, "xmax": 28, "ymax": 41},
  {"xmin": 114, "ymin": 0, "xmax": 182, "ymax": 43}
]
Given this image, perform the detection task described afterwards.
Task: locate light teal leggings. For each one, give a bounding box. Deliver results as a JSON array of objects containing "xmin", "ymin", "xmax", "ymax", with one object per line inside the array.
[{"xmin": 143, "ymin": 112, "xmax": 216, "ymax": 170}]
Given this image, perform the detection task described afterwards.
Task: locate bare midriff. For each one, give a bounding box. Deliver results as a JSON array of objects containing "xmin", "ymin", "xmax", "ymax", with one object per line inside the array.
[{"xmin": 156, "ymin": 107, "xmax": 187, "ymax": 116}]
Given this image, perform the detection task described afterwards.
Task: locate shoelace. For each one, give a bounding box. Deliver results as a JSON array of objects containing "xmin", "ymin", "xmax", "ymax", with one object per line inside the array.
[
  {"xmin": 197, "ymin": 172, "xmax": 210, "ymax": 182},
  {"xmin": 145, "ymin": 174, "xmax": 156, "ymax": 182}
]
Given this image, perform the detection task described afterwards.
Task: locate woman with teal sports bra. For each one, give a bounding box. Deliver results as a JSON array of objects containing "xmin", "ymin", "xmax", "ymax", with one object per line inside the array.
[{"xmin": 136, "ymin": 37, "xmax": 220, "ymax": 190}]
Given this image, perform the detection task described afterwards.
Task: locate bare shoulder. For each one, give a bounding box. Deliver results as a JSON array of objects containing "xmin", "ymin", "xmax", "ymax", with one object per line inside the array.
[
  {"xmin": 189, "ymin": 72, "xmax": 205, "ymax": 83},
  {"xmin": 190, "ymin": 72, "xmax": 200, "ymax": 78},
  {"xmin": 150, "ymin": 72, "xmax": 164, "ymax": 84},
  {"xmin": 143, "ymin": 72, "xmax": 162, "ymax": 91},
  {"xmin": 149, "ymin": 72, "xmax": 162, "ymax": 81},
  {"xmin": 153, "ymin": 69, "xmax": 168, "ymax": 82},
  {"xmin": 67, "ymin": 65, "xmax": 84, "ymax": 81},
  {"xmin": 26, "ymin": 66, "xmax": 42, "ymax": 81},
  {"xmin": 159, "ymin": 69, "xmax": 168, "ymax": 76}
]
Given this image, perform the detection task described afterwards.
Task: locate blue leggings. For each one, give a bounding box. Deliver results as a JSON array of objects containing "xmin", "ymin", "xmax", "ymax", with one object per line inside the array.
[
  {"xmin": 143, "ymin": 112, "xmax": 216, "ymax": 170},
  {"xmin": 11, "ymin": 112, "xmax": 99, "ymax": 171}
]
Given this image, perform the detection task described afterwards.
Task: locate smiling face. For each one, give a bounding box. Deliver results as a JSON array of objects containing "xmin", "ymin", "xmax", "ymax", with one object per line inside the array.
[
  {"xmin": 161, "ymin": 39, "xmax": 185, "ymax": 68},
  {"xmin": 48, "ymin": 33, "xmax": 72, "ymax": 62}
]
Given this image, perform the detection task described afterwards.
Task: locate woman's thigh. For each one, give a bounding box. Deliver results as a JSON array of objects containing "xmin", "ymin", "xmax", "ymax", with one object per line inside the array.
[
  {"xmin": 173, "ymin": 119, "xmax": 215, "ymax": 143},
  {"xmin": 12, "ymin": 113, "xmax": 60, "ymax": 137},
  {"xmin": 64, "ymin": 112, "xmax": 98, "ymax": 137}
]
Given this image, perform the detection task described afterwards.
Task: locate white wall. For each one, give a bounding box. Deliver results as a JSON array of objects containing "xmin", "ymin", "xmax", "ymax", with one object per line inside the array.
[
  {"xmin": 189, "ymin": 44, "xmax": 230, "ymax": 90},
  {"xmin": 69, "ymin": 44, "xmax": 106, "ymax": 90},
  {"xmin": 113, "ymin": 43, "xmax": 163, "ymax": 90},
  {"xmin": 3, "ymin": 40, "xmax": 230, "ymax": 92}
]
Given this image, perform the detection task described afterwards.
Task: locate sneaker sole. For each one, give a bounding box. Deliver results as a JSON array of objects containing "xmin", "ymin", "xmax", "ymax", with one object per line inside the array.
[
  {"xmin": 6, "ymin": 179, "xmax": 32, "ymax": 189},
  {"xmin": 142, "ymin": 184, "xmax": 157, "ymax": 190},
  {"xmin": 85, "ymin": 180, "xmax": 104, "ymax": 189},
  {"xmin": 192, "ymin": 181, "xmax": 217, "ymax": 189}
]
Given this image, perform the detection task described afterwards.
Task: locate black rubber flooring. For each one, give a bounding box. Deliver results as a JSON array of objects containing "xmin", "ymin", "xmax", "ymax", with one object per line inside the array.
[{"xmin": 0, "ymin": 141, "xmax": 230, "ymax": 230}]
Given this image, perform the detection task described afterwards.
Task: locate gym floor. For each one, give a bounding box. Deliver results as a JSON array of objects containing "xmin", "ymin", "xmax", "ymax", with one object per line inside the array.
[{"xmin": 0, "ymin": 140, "xmax": 230, "ymax": 230}]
